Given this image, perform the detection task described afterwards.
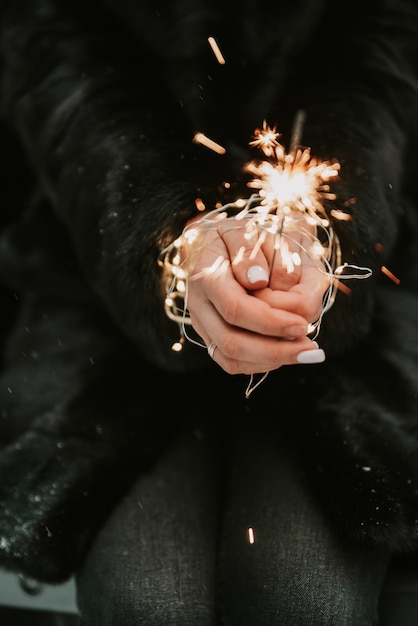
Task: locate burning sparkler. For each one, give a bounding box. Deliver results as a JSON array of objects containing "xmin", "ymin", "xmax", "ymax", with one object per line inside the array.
[
  {"xmin": 247, "ymin": 118, "xmax": 340, "ymax": 226},
  {"xmin": 159, "ymin": 113, "xmax": 372, "ymax": 393}
]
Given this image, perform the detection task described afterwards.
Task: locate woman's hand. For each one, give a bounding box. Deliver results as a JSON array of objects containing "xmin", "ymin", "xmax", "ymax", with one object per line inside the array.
[{"xmin": 182, "ymin": 216, "xmax": 329, "ymax": 375}]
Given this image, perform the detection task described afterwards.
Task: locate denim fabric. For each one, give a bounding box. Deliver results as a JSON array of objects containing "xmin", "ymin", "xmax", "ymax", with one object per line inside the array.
[
  {"xmin": 217, "ymin": 411, "xmax": 389, "ymax": 625},
  {"xmin": 76, "ymin": 400, "xmax": 390, "ymax": 625}
]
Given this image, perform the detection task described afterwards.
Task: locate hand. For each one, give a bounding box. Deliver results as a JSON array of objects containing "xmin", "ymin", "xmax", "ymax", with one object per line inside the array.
[{"xmin": 182, "ymin": 216, "xmax": 328, "ymax": 375}]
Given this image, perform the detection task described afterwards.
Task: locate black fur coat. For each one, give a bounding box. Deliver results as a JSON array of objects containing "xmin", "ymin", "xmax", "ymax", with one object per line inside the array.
[{"xmin": 1, "ymin": 0, "xmax": 418, "ymax": 583}]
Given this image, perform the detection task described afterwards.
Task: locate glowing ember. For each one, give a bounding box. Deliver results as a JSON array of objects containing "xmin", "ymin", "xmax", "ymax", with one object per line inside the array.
[
  {"xmin": 335, "ymin": 279, "xmax": 352, "ymax": 296},
  {"xmin": 193, "ymin": 132, "xmax": 226, "ymax": 154},
  {"xmin": 381, "ymin": 265, "xmax": 400, "ymax": 285},
  {"xmin": 160, "ymin": 113, "xmax": 372, "ymax": 397},
  {"xmin": 330, "ymin": 208, "xmax": 352, "ymax": 221},
  {"xmin": 208, "ymin": 36, "xmax": 226, "ymax": 65},
  {"xmin": 195, "ymin": 197, "xmax": 206, "ymax": 211},
  {"xmin": 343, "ymin": 197, "xmax": 357, "ymax": 208},
  {"xmin": 246, "ymin": 121, "xmax": 340, "ymax": 225},
  {"xmin": 249, "ymin": 120, "xmax": 281, "ymax": 156}
]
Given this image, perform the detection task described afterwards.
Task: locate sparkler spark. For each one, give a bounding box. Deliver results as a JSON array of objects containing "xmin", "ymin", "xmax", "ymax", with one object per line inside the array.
[
  {"xmin": 249, "ymin": 121, "xmax": 281, "ymax": 157},
  {"xmin": 248, "ymin": 527, "xmax": 255, "ymax": 544},
  {"xmin": 195, "ymin": 197, "xmax": 206, "ymax": 211},
  {"xmin": 381, "ymin": 265, "xmax": 400, "ymax": 285},
  {"xmin": 160, "ymin": 114, "xmax": 372, "ymax": 396},
  {"xmin": 193, "ymin": 132, "xmax": 226, "ymax": 154},
  {"xmin": 208, "ymin": 36, "xmax": 226, "ymax": 65},
  {"xmin": 335, "ymin": 279, "xmax": 352, "ymax": 295},
  {"xmin": 330, "ymin": 208, "xmax": 352, "ymax": 221},
  {"xmin": 246, "ymin": 121, "xmax": 340, "ymax": 226},
  {"xmin": 343, "ymin": 197, "xmax": 358, "ymax": 208}
]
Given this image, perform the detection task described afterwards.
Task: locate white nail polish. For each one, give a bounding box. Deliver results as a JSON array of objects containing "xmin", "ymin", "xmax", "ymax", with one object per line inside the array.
[
  {"xmin": 247, "ymin": 265, "xmax": 269, "ymax": 284},
  {"xmin": 296, "ymin": 348, "xmax": 326, "ymax": 364}
]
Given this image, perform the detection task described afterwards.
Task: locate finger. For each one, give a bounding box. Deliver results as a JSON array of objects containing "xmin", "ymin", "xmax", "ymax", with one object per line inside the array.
[
  {"xmin": 188, "ymin": 287, "xmax": 312, "ymax": 370},
  {"xmin": 266, "ymin": 223, "xmax": 321, "ymax": 292},
  {"xmin": 266, "ymin": 234, "xmax": 302, "ymax": 291},
  {"xmin": 255, "ymin": 266, "xmax": 329, "ymax": 322},
  {"xmin": 189, "ymin": 270, "xmax": 309, "ymax": 339},
  {"xmin": 218, "ymin": 221, "xmax": 271, "ymax": 290},
  {"xmin": 205, "ymin": 331, "xmax": 325, "ymax": 376},
  {"xmin": 254, "ymin": 246, "xmax": 331, "ymax": 322}
]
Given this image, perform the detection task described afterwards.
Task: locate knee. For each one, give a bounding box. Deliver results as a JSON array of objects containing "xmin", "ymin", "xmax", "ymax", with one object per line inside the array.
[
  {"xmin": 77, "ymin": 573, "xmax": 138, "ymax": 626},
  {"xmin": 220, "ymin": 562, "xmax": 378, "ymax": 626},
  {"xmin": 77, "ymin": 568, "xmax": 215, "ymax": 626}
]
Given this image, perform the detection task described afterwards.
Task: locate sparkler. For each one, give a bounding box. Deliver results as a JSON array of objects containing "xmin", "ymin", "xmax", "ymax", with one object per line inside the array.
[{"xmin": 159, "ymin": 113, "xmax": 372, "ymax": 394}]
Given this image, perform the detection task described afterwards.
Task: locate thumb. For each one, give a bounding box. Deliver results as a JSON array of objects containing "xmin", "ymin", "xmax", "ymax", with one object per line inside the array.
[
  {"xmin": 219, "ymin": 222, "xmax": 270, "ymax": 290},
  {"xmin": 232, "ymin": 259, "xmax": 270, "ymax": 290},
  {"xmin": 244, "ymin": 263, "xmax": 270, "ymax": 289}
]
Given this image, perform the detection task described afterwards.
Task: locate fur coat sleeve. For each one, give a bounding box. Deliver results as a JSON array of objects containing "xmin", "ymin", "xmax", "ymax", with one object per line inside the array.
[
  {"xmin": 1, "ymin": 0, "xmax": 418, "ymax": 584},
  {"xmin": 2, "ymin": 0, "xmax": 417, "ymax": 361}
]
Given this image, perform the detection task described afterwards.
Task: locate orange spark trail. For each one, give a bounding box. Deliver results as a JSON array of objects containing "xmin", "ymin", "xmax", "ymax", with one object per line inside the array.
[
  {"xmin": 381, "ymin": 265, "xmax": 400, "ymax": 285},
  {"xmin": 193, "ymin": 132, "xmax": 226, "ymax": 154},
  {"xmin": 208, "ymin": 36, "xmax": 226, "ymax": 64}
]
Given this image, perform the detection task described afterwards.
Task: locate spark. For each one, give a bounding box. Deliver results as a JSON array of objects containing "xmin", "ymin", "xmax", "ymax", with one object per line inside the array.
[
  {"xmin": 381, "ymin": 265, "xmax": 400, "ymax": 285},
  {"xmin": 248, "ymin": 527, "xmax": 255, "ymax": 544},
  {"xmin": 246, "ymin": 121, "xmax": 340, "ymax": 223},
  {"xmin": 208, "ymin": 36, "xmax": 226, "ymax": 65},
  {"xmin": 249, "ymin": 120, "xmax": 281, "ymax": 157},
  {"xmin": 343, "ymin": 197, "xmax": 357, "ymax": 208},
  {"xmin": 330, "ymin": 208, "xmax": 352, "ymax": 221},
  {"xmin": 195, "ymin": 197, "xmax": 206, "ymax": 211},
  {"xmin": 193, "ymin": 132, "xmax": 226, "ymax": 154},
  {"xmin": 161, "ymin": 114, "xmax": 372, "ymax": 382},
  {"xmin": 335, "ymin": 279, "xmax": 352, "ymax": 295}
]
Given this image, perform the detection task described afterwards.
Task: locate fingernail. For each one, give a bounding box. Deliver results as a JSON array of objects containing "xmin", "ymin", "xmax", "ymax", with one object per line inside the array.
[
  {"xmin": 296, "ymin": 348, "xmax": 326, "ymax": 364},
  {"xmin": 247, "ymin": 265, "xmax": 269, "ymax": 284}
]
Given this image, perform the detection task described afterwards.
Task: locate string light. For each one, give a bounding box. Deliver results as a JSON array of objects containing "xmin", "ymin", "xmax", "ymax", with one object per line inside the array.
[{"xmin": 159, "ymin": 114, "xmax": 372, "ymax": 394}]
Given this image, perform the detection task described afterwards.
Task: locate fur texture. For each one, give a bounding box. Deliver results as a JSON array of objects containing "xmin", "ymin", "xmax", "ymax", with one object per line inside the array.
[{"xmin": 1, "ymin": 0, "xmax": 418, "ymax": 582}]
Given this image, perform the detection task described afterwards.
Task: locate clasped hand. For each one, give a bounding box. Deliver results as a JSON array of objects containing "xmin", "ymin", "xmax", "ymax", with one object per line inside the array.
[{"xmin": 183, "ymin": 217, "xmax": 329, "ymax": 375}]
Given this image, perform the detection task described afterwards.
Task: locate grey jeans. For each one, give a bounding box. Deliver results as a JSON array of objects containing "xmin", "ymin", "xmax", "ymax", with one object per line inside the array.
[{"xmin": 75, "ymin": 390, "xmax": 390, "ymax": 626}]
